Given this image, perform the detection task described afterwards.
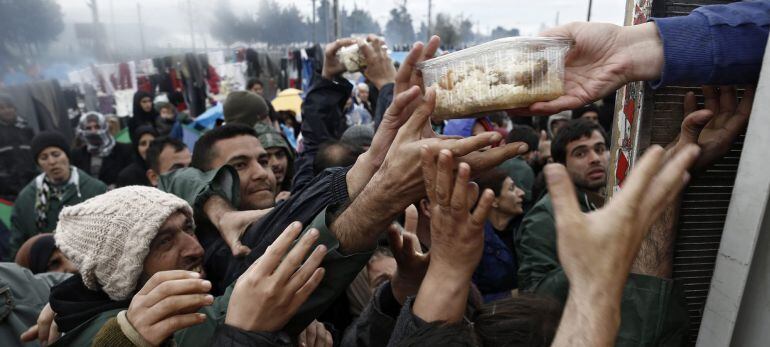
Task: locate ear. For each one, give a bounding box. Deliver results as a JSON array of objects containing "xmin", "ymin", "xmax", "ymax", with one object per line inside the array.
[
  {"xmin": 146, "ymin": 169, "xmax": 158, "ymax": 187},
  {"xmin": 492, "ymin": 197, "xmax": 500, "ymax": 208}
]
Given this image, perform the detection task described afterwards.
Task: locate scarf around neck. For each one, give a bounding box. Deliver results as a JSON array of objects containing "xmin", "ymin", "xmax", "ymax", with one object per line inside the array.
[{"xmin": 34, "ymin": 167, "xmax": 80, "ymax": 230}]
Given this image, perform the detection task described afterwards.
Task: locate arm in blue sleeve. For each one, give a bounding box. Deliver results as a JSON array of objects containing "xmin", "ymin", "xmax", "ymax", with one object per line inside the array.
[{"xmin": 651, "ymin": 0, "xmax": 770, "ymax": 88}]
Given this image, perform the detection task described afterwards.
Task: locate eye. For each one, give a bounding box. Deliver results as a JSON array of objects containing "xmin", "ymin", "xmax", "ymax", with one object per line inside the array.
[{"xmin": 233, "ymin": 162, "xmax": 248, "ymax": 170}]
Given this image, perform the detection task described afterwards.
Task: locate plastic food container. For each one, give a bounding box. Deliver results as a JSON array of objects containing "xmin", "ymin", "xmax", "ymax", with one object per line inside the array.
[
  {"xmin": 417, "ymin": 37, "xmax": 573, "ymax": 120},
  {"xmin": 337, "ymin": 43, "xmax": 367, "ymax": 73}
]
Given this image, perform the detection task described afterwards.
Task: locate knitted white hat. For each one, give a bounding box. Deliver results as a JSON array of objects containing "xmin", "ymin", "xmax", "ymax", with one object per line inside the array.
[{"xmin": 54, "ymin": 186, "xmax": 193, "ymax": 301}]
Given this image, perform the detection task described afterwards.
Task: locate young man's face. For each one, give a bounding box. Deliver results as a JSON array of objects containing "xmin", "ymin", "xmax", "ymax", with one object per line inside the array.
[
  {"xmin": 148, "ymin": 145, "xmax": 192, "ymax": 187},
  {"xmin": 266, "ymin": 147, "xmax": 289, "ymax": 185},
  {"xmin": 210, "ymin": 135, "xmax": 276, "ymax": 210},
  {"xmin": 495, "ymin": 177, "xmax": 525, "ymax": 216},
  {"xmin": 0, "ymin": 101, "xmax": 16, "ymax": 123},
  {"xmin": 142, "ymin": 211, "xmax": 205, "ymax": 280},
  {"xmin": 564, "ymin": 130, "xmax": 609, "ymax": 192}
]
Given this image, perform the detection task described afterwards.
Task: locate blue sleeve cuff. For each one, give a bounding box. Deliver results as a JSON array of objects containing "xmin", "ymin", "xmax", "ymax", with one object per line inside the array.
[{"xmin": 650, "ymin": 13, "xmax": 714, "ymax": 89}]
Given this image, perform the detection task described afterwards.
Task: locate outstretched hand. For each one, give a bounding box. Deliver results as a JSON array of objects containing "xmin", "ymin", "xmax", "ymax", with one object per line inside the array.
[
  {"xmin": 668, "ymin": 86, "xmax": 754, "ymax": 170},
  {"xmin": 526, "ymin": 22, "xmax": 664, "ymax": 115},
  {"xmin": 225, "ymin": 222, "xmax": 327, "ymax": 333},
  {"xmin": 549, "ymin": 144, "xmax": 700, "ymax": 347},
  {"xmin": 387, "ymin": 205, "xmax": 430, "ymax": 305},
  {"xmin": 322, "ymin": 38, "xmax": 360, "ymax": 80}
]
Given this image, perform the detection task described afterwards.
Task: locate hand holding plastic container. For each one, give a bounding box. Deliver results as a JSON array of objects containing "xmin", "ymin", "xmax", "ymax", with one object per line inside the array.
[{"xmin": 417, "ymin": 37, "xmax": 573, "ymax": 120}]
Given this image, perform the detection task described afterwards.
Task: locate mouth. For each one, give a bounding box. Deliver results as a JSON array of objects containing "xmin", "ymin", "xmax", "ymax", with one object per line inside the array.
[
  {"xmin": 248, "ymin": 186, "xmax": 273, "ymax": 195},
  {"xmin": 587, "ymin": 168, "xmax": 605, "ymax": 180},
  {"xmin": 188, "ymin": 263, "xmax": 204, "ymax": 275}
]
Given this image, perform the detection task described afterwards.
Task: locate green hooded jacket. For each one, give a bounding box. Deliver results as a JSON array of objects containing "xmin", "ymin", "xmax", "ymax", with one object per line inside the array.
[
  {"xmin": 9, "ymin": 168, "xmax": 107, "ymax": 258},
  {"xmin": 516, "ymin": 192, "xmax": 689, "ymax": 346},
  {"xmin": 50, "ymin": 207, "xmax": 372, "ymax": 346}
]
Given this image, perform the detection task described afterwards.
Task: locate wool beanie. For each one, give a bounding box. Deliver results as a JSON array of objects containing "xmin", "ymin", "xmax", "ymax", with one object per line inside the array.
[
  {"xmin": 31, "ymin": 131, "xmax": 71, "ymax": 161},
  {"xmin": 14, "ymin": 233, "xmax": 57, "ymax": 274},
  {"xmin": 54, "ymin": 186, "xmax": 193, "ymax": 301},
  {"xmin": 223, "ymin": 91, "xmax": 269, "ymax": 127},
  {"xmin": 341, "ymin": 125, "xmax": 374, "ymax": 149}
]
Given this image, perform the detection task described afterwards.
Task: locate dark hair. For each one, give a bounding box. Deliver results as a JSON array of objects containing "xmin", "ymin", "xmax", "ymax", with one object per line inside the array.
[
  {"xmin": 506, "ymin": 125, "xmax": 539, "ymax": 154},
  {"xmin": 396, "ymin": 323, "xmax": 478, "ymax": 347},
  {"xmin": 146, "ymin": 136, "xmax": 187, "ymax": 173},
  {"xmin": 474, "ymin": 169, "xmax": 509, "ymax": 197},
  {"xmin": 551, "ymin": 119, "xmax": 608, "ymax": 164},
  {"xmin": 473, "ymin": 294, "xmax": 563, "ymax": 347},
  {"xmin": 246, "ymin": 78, "xmax": 264, "ymax": 90},
  {"xmin": 192, "ymin": 124, "xmax": 258, "ymax": 171},
  {"xmin": 571, "ymin": 104, "xmax": 601, "ymax": 120},
  {"xmin": 313, "ymin": 140, "xmax": 362, "ymax": 175}
]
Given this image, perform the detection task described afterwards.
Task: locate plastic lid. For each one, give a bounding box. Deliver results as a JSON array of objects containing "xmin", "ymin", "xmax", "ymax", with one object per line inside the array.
[{"xmin": 417, "ymin": 37, "xmax": 574, "ymax": 70}]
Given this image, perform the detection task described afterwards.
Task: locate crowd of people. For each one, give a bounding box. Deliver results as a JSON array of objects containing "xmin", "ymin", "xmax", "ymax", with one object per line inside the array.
[{"xmin": 0, "ymin": 1, "xmax": 768, "ymax": 346}]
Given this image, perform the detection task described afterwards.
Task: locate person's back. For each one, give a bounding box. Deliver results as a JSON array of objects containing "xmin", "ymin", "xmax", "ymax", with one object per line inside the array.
[{"xmin": 0, "ymin": 94, "xmax": 38, "ymax": 202}]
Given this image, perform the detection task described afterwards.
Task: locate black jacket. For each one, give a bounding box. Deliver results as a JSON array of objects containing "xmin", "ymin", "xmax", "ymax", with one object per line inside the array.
[
  {"xmin": 0, "ymin": 121, "xmax": 37, "ymax": 201},
  {"xmin": 71, "ymin": 143, "xmax": 134, "ymax": 186}
]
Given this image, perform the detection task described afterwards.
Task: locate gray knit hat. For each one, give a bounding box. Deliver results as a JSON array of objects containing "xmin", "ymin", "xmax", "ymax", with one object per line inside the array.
[
  {"xmin": 54, "ymin": 186, "xmax": 194, "ymax": 301},
  {"xmin": 224, "ymin": 91, "xmax": 269, "ymax": 127}
]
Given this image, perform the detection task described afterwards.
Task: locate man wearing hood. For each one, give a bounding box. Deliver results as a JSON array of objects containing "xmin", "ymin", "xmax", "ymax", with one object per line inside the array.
[
  {"xmin": 0, "ymin": 93, "xmax": 38, "ymax": 202},
  {"xmin": 255, "ymin": 123, "xmax": 296, "ymax": 200},
  {"xmin": 71, "ymin": 112, "xmax": 133, "ymax": 187}
]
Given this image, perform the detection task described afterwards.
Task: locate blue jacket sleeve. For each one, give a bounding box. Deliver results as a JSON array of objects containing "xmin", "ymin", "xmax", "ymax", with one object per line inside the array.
[{"xmin": 650, "ymin": 0, "xmax": 770, "ymax": 88}]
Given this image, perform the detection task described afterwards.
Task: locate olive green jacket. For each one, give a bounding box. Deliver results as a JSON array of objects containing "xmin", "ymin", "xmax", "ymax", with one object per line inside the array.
[
  {"xmin": 516, "ymin": 192, "xmax": 689, "ymax": 346},
  {"xmin": 51, "ymin": 207, "xmax": 373, "ymax": 346},
  {"xmin": 9, "ymin": 168, "xmax": 107, "ymax": 258}
]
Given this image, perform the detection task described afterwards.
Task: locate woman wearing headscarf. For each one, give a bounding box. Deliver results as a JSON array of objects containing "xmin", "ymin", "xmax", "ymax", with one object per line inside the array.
[
  {"xmin": 9, "ymin": 132, "xmax": 106, "ymax": 258},
  {"xmin": 128, "ymin": 91, "xmax": 159, "ymax": 143},
  {"xmin": 116, "ymin": 125, "xmax": 157, "ymax": 187},
  {"xmin": 71, "ymin": 112, "xmax": 133, "ymax": 187}
]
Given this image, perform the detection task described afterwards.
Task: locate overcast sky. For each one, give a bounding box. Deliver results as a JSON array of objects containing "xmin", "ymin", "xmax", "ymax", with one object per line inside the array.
[{"xmin": 56, "ymin": 0, "xmax": 626, "ymax": 40}]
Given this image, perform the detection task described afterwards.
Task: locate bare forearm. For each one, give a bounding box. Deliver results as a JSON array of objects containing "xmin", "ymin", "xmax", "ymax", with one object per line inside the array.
[
  {"xmin": 553, "ymin": 288, "xmax": 621, "ymax": 347},
  {"xmin": 345, "ymin": 152, "xmax": 378, "ymax": 202},
  {"xmin": 630, "ymin": 199, "xmax": 680, "ymax": 278},
  {"xmin": 412, "ymin": 269, "xmax": 470, "ymax": 324},
  {"xmin": 333, "ymin": 174, "xmax": 402, "ymax": 253}
]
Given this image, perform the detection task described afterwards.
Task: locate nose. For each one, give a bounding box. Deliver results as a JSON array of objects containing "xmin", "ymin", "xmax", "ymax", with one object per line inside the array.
[
  {"xmin": 180, "ymin": 232, "xmax": 204, "ymax": 261},
  {"xmin": 250, "ymin": 162, "xmax": 269, "ymax": 182},
  {"xmin": 587, "ymin": 149, "xmax": 601, "ymax": 164}
]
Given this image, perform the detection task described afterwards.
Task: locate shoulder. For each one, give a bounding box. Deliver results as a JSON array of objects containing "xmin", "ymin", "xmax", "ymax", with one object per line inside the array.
[
  {"xmin": 78, "ymin": 169, "xmax": 108, "ymax": 191},
  {"xmin": 15, "ymin": 180, "xmax": 39, "ymax": 204}
]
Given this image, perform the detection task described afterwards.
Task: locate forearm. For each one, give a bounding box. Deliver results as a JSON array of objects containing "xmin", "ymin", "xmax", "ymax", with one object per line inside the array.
[
  {"xmin": 630, "ymin": 199, "xmax": 680, "ymax": 278},
  {"xmin": 553, "ymin": 287, "xmax": 621, "ymax": 347},
  {"xmin": 412, "ymin": 268, "xmax": 470, "ymax": 324},
  {"xmin": 333, "ymin": 173, "xmax": 402, "ymax": 253}
]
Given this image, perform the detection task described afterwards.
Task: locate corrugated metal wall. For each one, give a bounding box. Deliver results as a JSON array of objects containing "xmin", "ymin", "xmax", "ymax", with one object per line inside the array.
[{"xmin": 645, "ymin": 2, "xmax": 741, "ymax": 344}]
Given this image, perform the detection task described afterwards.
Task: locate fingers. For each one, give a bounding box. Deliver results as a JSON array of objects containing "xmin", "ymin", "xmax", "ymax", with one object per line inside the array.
[
  {"xmin": 20, "ymin": 325, "xmax": 38, "ymax": 342},
  {"xmin": 251, "ymin": 221, "xmax": 304, "ymax": 277},
  {"xmin": 386, "ymin": 226, "xmax": 404, "ymax": 255},
  {"xmin": 305, "ymin": 321, "xmax": 319, "ymax": 347},
  {"xmin": 540, "ymin": 130, "xmax": 548, "ymax": 142},
  {"xmin": 679, "ymin": 110, "xmax": 714, "ymax": 144},
  {"xmin": 529, "ymin": 95, "xmax": 585, "ymax": 115},
  {"xmin": 287, "ymin": 244, "xmax": 328, "ymax": 290},
  {"xmin": 404, "ymin": 204, "xmax": 419, "ymax": 234},
  {"xmin": 154, "ymin": 313, "xmax": 207, "ymax": 338},
  {"xmin": 421, "ymin": 146, "xmax": 439, "ymax": 203},
  {"xmin": 642, "ymin": 145, "xmax": 700, "ymax": 222},
  {"xmin": 395, "ymin": 41, "xmax": 425, "ymax": 87},
  {"xmin": 143, "ymin": 278, "xmax": 213, "ymax": 308},
  {"xmin": 138, "ymin": 270, "xmax": 202, "ymax": 296},
  {"xmin": 447, "ymin": 132, "xmax": 503, "ymax": 157},
  {"xmin": 544, "ymin": 164, "xmax": 583, "ymax": 227},
  {"xmin": 470, "ymin": 189, "xmax": 495, "ymax": 229},
  {"xmin": 615, "ymin": 146, "xmax": 666, "ymax": 209},
  {"xmin": 36, "ymin": 304, "xmax": 55, "ymax": 345},
  {"xmin": 325, "ymin": 38, "xmax": 358, "ymax": 57},
  {"xmin": 299, "ymin": 328, "xmax": 308, "ymax": 347},
  {"xmin": 683, "ymin": 91, "xmax": 697, "ymax": 116},
  {"xmin": 450, "ymin": 163, "xmax": 471, "ymax": 218},
  {"xmin": 424, "ymin": 36, "xmax": 441, "ymax": 61},
  {"xmin": 379, "ymin": 86, "xmax": 422, "ymax": 130},
  {"xmin": 402, "ymin": 231, "xmax": 422, "ymax": 254},
  {"xmin": 401, "ymin": 88, "xmax": 436, "ymax": 138},
  {"xmin": 459, "ymin": 142, "xmax": 529, "ymax": 174},
  {"xmin": 148, "ymin": 294, "xmax": 214, "ymax": 323},
  {"xmin": 231, "ymin": 241, "xmax": 251, "ymax": 257},
  {"xmin": 47, "ymin": 321, "xmax": 59, "ymax": 345},
  {"xmin": 718, "ymin": 86, "xmax": 737, "ymax": 115},
  {"xmin": 736, "ymin": 85, "xmax": 756, "ymax": 116},
  {"xmin": 358, "ymin": 41, "xmax": 375, "ymax": 61},
  {"xmin": 293, "ymin": 268, "xmax": 326, "ymax": 308},
  {"xmin": 466, "ymin": 182, "xmax": 480, "ymax": 209},
  {"xmin": 274, "ymin": 228, "xmax": 322, "ymax": 283},
  {"xmin": 435, "ymin": 150, "xmax": 455, "ymax": 207},
  {"xmin": 702, "ymin": 86, "xmax": 719, "ymax": 114}
]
